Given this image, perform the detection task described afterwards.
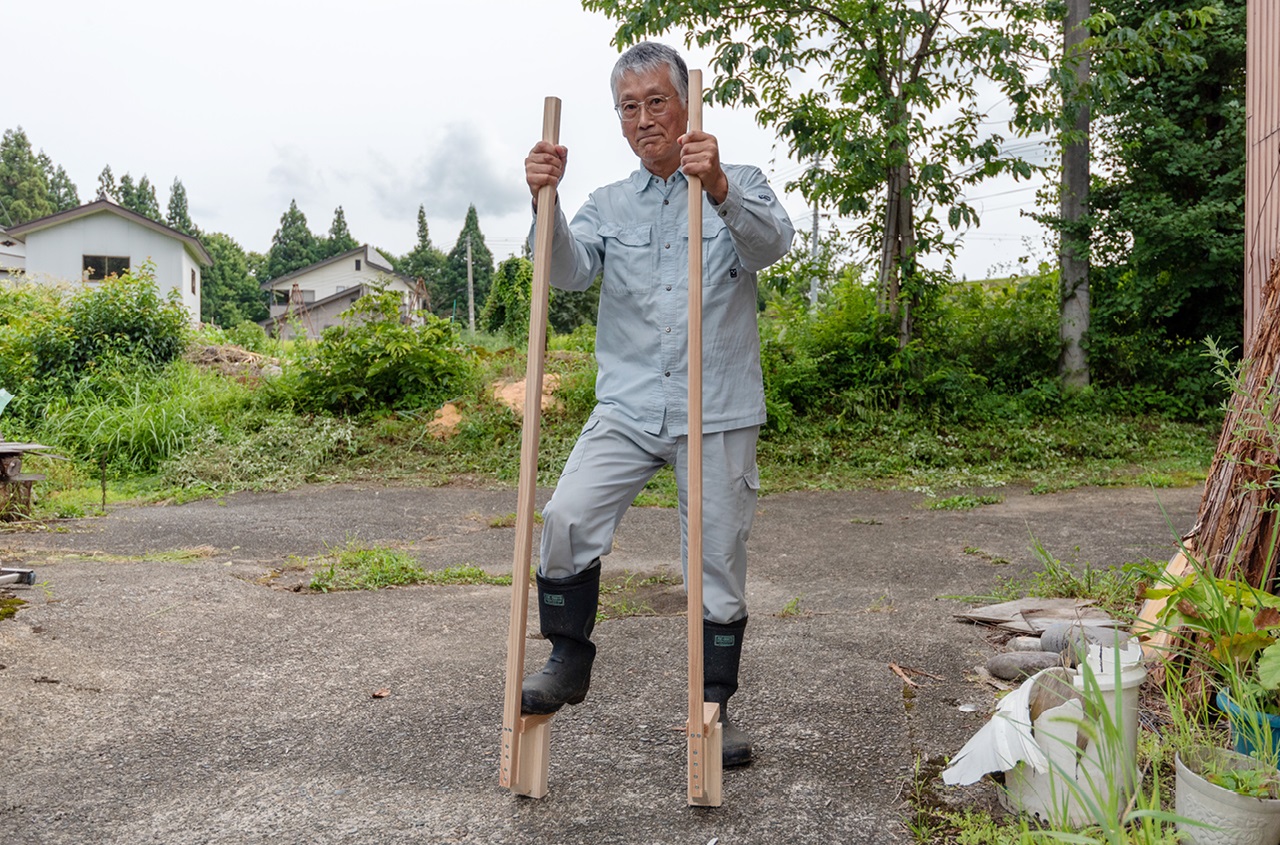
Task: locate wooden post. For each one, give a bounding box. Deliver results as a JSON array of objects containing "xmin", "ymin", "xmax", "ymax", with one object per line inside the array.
[
  {"xmin": 499, "ymin": 96, "xmax": 561, "ymax": 799},
  {"xmin": 685, "ymin": 69, "xmax": 723, "ymax": 808}
]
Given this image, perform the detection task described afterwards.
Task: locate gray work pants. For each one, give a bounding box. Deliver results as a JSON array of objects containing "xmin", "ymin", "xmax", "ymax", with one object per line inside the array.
[{"xmin": 539, "ymin": 410, "xmax": 759, "ymax": 624}]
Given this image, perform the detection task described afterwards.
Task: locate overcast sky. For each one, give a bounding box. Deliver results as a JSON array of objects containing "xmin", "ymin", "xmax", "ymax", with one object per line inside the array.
[{"xmin": 7, "ymin": 0, "xmax": 1050, "ymax": 279}]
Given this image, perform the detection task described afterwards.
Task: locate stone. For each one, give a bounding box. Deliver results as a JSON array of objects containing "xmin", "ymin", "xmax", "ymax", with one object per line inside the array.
[
  {"xmin": 1007, "ymin": 636, "xmax": 1044, "ymax": 652},
  {"xmin": 986, "ymin": 651, "xmax": 1064, "ymax": 681},
  {"xmin": 1041, "ymin": 621, "xmax": 1125, "ymax": 653}
]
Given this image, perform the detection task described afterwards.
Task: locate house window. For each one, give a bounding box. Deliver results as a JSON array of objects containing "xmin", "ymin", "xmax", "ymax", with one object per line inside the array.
[
  {"xmin": 191, "ymin": 269, "xmax": 196, "ymax": 294},
  {"xmin": 83, "ymin": 255, "xmax": 130, "ymax": 281},
  {"xmin": 355, "ymin": 259, "xmax": 362, "ymax": 271}
]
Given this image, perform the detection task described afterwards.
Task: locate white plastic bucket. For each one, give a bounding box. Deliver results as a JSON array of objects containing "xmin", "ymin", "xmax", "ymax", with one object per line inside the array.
[{"xmin": 999, "ymin": 648, "xmax": 1146, "ymax": 827}]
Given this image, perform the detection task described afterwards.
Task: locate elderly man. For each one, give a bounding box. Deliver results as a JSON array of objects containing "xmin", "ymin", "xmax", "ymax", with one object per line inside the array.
[{"xmin": 521, "ymin": 41, "xmax": 794, "ymax": 767}]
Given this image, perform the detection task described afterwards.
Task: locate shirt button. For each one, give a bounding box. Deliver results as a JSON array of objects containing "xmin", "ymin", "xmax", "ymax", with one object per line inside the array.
[
  {"xmin": 664, "ymin": 243, "xmax": 670, "ymax": 249},
  {"xmin": 664, "ymin": 371, "xmax": 671, "ymax": 377},
  {"xmin": 665, "ymin": 285, "xmax": 672, "ymax": 291},
  {"xmin": 664, "ymin": 326, "xmax": 671, "ymax": 333},
  {"xmin": 663, "ymin": 199, "xmax": 669, "ymax": 205}
]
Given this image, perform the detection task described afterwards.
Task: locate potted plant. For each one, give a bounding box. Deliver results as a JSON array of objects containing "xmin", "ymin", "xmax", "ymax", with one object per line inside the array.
[
  {"xmin": 1175, "ymin": 744, "xmax": 1280, "ymax": 845},
  {"xmin": 1145, "ymin": 559, "xmax": 1280, "ymax": 767}
]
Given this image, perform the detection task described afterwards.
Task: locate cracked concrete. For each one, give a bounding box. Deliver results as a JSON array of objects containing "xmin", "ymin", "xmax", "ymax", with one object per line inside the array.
[{"xmin": 0, "ymin": 482, "xmax": 1200, "ymax": 844}]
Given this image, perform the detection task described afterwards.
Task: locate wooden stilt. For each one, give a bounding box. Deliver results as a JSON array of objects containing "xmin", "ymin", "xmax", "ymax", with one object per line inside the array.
[
  {"xmin": 499, "ymin": 96, "xmax": 561, "ymax": 799},
  {"xmin": 685, "ymin": 69, "xmax": 723, "ymax": 808}
]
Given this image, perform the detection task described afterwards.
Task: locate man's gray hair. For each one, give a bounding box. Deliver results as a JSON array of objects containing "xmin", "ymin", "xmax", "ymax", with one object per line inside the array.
[{"xmin": 610, "ymin": 42, "xmax": 689, "ymax": 106}]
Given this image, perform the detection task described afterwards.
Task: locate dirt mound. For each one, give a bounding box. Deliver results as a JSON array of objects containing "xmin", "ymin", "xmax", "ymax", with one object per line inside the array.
[
  {"xmin": 185, "ymin": 344, "xmax": 282, "ymax": 380},
  {"xmin": 429, "ymin": 374, "xmax": 562, "ymax": 439}
]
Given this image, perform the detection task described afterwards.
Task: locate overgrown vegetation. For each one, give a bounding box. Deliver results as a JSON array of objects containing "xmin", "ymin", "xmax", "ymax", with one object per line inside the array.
[{"xmin": 0, "ymin": 255, "xmax": 1219, "ymax": 520}]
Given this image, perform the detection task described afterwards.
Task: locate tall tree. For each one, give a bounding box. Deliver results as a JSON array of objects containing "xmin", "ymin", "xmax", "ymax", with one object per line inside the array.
[
  {"xmin": 264, "ymin": 199, "xmax": 319, "ymax": 281},
  {"xmin": 129, "ymin": 175, "xmax": 162, "ymax": 220},
  {"xmin": 201, "ymin": 232, "xmax": 267, "ymax": 326},
  {"xmin": 320, "ymin": 205, "xmax": 359, "ymax": 258},
  {"xmin": 97, "ymin": 165, "xmax": 118, "ymax": 201},
  {"xmin": 45, "ymin": 162, "xmax": 80, "ymax": 212},
  {"xmin": 118, "ymin": 173, "xmax": 137, "ymax": 210},
  {"xmin": 582, "ymin": 0, "xmax": 1053, "ymax": 346},
  {"xmin": 0, "ymin": 127, "xmax": 54, "ymax": 225},
  {"xmin": 401, "ymin": 204, "xmax": 447, "ymax": 310},
  {"xmin": 441, "ymin": 205, "xmax": 494, "ymax": 321},
  {"xmin": 166, "ymin": 177, "xmax": 197, "ymax": 235}
]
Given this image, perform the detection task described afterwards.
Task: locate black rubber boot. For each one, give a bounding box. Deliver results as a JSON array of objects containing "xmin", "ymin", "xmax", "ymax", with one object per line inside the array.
[
  {"xmin": 521, "ymin": 563, "xmax": 600, "ymax": 715},
  {"xmin": 704, "ymin": 616, "xmax": 752, "ymax": 767}
]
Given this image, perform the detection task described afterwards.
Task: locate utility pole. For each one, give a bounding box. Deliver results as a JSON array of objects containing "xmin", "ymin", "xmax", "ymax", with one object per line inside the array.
[
  {"xmin": 466, "ymin": 234, "xmax": 475, "ymax": 333},
  {"xmin": 1059, "ymin": 0, "xmax": 1091, "ymax": 390}
]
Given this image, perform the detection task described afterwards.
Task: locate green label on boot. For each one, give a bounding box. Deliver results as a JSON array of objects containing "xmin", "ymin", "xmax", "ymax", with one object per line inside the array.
[
  {"xmin": 714, "ymin": 634, "xmax": 736, "ymax": 647},
  {"xmin": 544, "ymin": 594, "xmax": 565, "ymax": 606}
]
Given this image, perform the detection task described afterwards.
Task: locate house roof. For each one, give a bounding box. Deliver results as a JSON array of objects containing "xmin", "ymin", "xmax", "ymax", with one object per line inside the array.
[
  {"xmin": 259, "ymin": 244, "xmax": 404, "ymax": 291},
  {"xmin": 4, "ymin": 199, "xmax": 213, "ymax": 266},
  {"xmin": 261, "ymin": 282, "xmax": 370, "ymax": 329}
]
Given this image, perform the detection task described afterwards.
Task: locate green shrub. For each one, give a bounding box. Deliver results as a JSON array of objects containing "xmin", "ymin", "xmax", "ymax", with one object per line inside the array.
[
  {"xmin": 0, "ymin": 267, "xmax": 189, "ymax": 422},
  {"xmin": 480, "ymin": 256, "xmax": 533, "ymax": 341},
  {"xmin": 288, "ymin": 288, "xmax": 476, "ymax": 414},
  {"xmin": 222, "ymin": 320, "xmax": 277, "ymax": 356}
]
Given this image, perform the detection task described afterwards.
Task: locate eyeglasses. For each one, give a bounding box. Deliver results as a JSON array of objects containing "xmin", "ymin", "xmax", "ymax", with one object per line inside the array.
[{"xmin": 614, "ymin": 94, "xmax": 676, "ymax": 122}]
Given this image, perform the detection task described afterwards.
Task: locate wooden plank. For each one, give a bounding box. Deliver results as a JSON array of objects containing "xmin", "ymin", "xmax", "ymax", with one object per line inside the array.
[
  {"xmin": 500, "ymin": 95, "xmax": 561, "ymax": 799},
  {"xmin": 688, "ymin": 703, "xmax": 722, "ymax": 807},
  {"xmin": 511, "ymin": 714, "xmax": 553, "ymax": 799},
  {"xmin": 1133, "ymin": 550, "xmax": 1194, "ymax": 658},
  {"xmin": 684, "ymin": 68, "xmax": 722, "ymax": 807}
]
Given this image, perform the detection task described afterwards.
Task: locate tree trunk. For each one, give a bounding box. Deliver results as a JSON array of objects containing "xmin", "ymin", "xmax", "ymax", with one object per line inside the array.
[
  {"xmin": 878, "ymin": 172, "xmax": 901, "ymax": 319},
  {"xmin": 896, "ymin": 161, "xmax": 916, "ymax": 350},
  {"xmin": 1183, "ymin": 260, "xmax": 1280, "ymax": 589},
  {"xmin": 1059, "ymin": 0, "xmax": 1091, "ymax": 390}
]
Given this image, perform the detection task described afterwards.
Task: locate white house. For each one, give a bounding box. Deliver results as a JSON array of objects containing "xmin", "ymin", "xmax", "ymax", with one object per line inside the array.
[
  {"xmin": 0, "ymin": 227, "xmax": 24, "ymax": 279},
  {"xmin": 260, "ymin": 244, "xmax": 425, "ymax": 339},
  {"xmin": 3, "ymin": 199, "xmax": 211, "ymax": 321}
]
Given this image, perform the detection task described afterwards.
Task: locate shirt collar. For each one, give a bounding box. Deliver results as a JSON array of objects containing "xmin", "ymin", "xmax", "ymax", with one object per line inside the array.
[{"xmin": 629, "ymin": 167, "xmax": 688, "ymax": 193}]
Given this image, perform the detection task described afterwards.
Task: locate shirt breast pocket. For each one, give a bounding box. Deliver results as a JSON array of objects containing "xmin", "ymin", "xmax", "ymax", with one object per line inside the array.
[
  {"xmin": 598, "ymin": 222, "xmax": 655, "ymax": 295},
  {"xmin": 689, "ymin": 215, "xmax": 737, "ymax": 286}
]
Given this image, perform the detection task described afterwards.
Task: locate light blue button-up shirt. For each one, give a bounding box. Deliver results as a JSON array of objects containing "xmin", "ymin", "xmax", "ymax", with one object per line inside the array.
[{"xmin": 534, "ymin": 163, "xmax": 794, "ymax": 436}]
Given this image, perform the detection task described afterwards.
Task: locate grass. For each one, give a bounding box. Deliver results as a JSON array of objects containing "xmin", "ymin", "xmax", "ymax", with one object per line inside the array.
[
  {"xmin": 307, "ymin": 541, "xmax": 426, "ymax": 592},
  {"xmin": 930, "ymin": 494, "xmax": 1005, "ymax": 510},
  {"xmin": 597, "ymin": 568, "xmax": 681, "ymax": 619},
  {"xmin": 777, "ymin": 595, "xmax": 807, "ymax": 618},
  {"xmin": 303, "ymin": 540, "xmax": 513, "ymax": 593},
  {"xmin": 945, "ymin": 540, "xmax": 1149, "ymax": 618}
]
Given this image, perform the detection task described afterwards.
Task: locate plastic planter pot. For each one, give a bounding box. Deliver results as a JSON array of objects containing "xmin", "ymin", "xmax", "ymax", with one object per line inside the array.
[
  {"xmin": 1175, "ymin": 746, "xmax": 1280, "ymax": 845},
  {"xmin": 1218, "ymin": 689, "xmax": 1280, "ymax": 767}
]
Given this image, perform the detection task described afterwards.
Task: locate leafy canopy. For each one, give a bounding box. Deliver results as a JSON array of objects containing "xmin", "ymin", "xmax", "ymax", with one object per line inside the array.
[{"xmin": 582, "ymin": 1, "xmax": 1053, "ymax": 280}]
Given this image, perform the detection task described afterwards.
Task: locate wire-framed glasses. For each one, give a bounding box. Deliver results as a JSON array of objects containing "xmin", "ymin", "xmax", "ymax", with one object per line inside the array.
[{"xmin": 614, "ymin": 94, "xmax": 676, "ymax": 122}]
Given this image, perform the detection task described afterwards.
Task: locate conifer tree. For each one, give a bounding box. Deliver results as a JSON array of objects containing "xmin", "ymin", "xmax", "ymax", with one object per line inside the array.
[
  {"xmin": 264, "ymin": 199, "xmax": 319, "ymax": 281},
  {"xmin": 401, "ymin": 204, "xmax": 447, "ymax": 308},
  {"xmin": 0, "ymin": 127, "xmax": 54, "ymax": 224},
  {"xmin": 441, "ymin": 205, "xmax": 494, "ymax": 319},
  {"xmin": 46, "ymin": 163, "xmax": 80, "ymax": 211},
  {"xmin": 166, "ymin": 177, "xmax": 197, "ymax": 235},
  {"xmin": 321, "ymin": 205, "xmax": 358, "ymax": 258},
  {"xmin": 131, "ymin": 175, "xmax": 162, "ymax": 220},
  {"xmin": 97, "ymin": 165, "xmax": 118, "ymax": 201}
]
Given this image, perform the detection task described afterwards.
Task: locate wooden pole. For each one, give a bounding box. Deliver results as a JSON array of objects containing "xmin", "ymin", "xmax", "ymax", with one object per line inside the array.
[
  {"xmin": 685, "ymin": 69, "xmax": 723, "ymax": 808},
  {"xmin": 499, "ymin": 96, "xmax": 560, "ymax": 799}
]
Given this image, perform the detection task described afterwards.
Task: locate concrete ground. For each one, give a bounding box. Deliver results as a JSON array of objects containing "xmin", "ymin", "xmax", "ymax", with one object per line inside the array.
[{"xmin": 0, "ymin": 482, "xmax": 1200, "ymax": 844}]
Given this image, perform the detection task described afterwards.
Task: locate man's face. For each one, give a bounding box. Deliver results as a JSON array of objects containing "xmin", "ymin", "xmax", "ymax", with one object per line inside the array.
[{"xmin": 616, "ymin": 68, "xmax": 688, "ymax": 179}]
